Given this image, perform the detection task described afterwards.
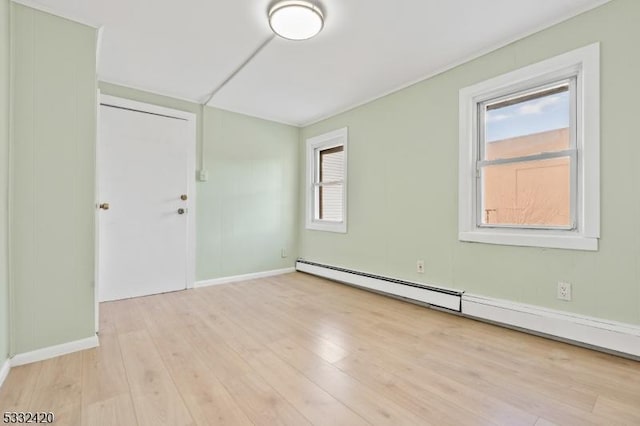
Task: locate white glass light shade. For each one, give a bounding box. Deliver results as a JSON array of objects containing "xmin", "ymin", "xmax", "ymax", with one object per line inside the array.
[{"xmin": 269, "ymin": 1, "xmax": 324, "ymax": 41}]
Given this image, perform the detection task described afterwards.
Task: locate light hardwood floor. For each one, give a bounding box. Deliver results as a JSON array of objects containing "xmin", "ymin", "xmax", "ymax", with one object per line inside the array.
[{"xmin": 1, "ymin": 272, "xmax": 639, "ymax": 425}]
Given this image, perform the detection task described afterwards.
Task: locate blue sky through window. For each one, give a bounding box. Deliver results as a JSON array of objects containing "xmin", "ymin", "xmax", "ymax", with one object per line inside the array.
[{"xmin": 485, "ymin": 91, "xmax": 570, "ymax": 142}]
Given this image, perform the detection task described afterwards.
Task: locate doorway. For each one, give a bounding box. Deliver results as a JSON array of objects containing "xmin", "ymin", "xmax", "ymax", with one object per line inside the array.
[{"xmin": 97, "ymin": 95, "xmax": 196, "ymax": 302}]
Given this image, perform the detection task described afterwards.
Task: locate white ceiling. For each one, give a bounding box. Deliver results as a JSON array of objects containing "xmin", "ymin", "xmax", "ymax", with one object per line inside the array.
[{"xmin": 20, "ymin": 0, "xmax": 609, "ymax": 126}]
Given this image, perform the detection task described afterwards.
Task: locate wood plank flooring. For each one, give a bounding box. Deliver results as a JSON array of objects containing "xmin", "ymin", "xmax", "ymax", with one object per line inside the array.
[{"xmin": 1, "ymin": 272, "xmax": 639, "ymax": 425}]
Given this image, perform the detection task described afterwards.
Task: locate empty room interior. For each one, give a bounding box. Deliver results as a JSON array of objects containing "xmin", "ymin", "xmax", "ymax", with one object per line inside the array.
[{"xmin": 1, "ymin": 0, "xmax": 640, "ymax": 424}]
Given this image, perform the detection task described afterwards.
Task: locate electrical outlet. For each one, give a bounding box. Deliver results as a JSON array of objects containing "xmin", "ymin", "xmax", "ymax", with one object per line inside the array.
[
  {"xmin": 416, "ymin": 260, "xmax": 425, "ymax": 274},
  {"xmin": 557, "ymin": 281, "xmax": 572, "ymax": 301},
  {"xmin": 281, "ymin": 248, "xmax": 287, "ymax": 258}
]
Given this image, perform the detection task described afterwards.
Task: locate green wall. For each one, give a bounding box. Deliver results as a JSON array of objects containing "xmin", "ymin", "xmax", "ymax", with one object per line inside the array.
[
  {"xmin": 0, "ymin": 0, "xmax": 9, "ymax": 366},
  {"xmin": 197, "ymin": 107, "xmax": 299, "ymax": 279},
  {"xmin": 10, "ymin": 4, "xmax": 97, "ymax": 354},
  {"xmin": 98, "ymin": 83, "xmax": 299, "ymax": 281},
  {"xmin": 300, "ymin": 0, "xmax": 640, "ymax": 325}
]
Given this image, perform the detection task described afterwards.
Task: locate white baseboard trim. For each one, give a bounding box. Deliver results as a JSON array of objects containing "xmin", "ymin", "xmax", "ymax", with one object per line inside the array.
[
  {"xmin": 462, "ymin": 294, "xmax": 640, "ymax": 358},
  {"xmin": 295, "ymin": 259, "xmax": 640, "ymax": 358},
  {"xmin": 0, "ymin": 358, "xmax": 10, "ymax": 389},
  {"xmin": 10, "ymin": 335, "xmax": 100, "ymax": 367},
  {"xmin": 296, "ymin": 260, "xmax": 462, "ymax": 312},
  {"xmin": 195, "ymin": 267, "xmax": 296, "ymax": 288}
]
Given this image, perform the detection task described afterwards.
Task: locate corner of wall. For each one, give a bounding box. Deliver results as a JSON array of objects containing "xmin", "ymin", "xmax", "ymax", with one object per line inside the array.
[{"xmin": 1, "ymin": 0, "xmax": 11, "ymax": 367}]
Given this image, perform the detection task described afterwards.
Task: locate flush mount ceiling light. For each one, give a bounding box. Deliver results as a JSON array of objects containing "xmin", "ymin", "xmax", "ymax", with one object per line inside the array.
[{"xmin": 269, "ymin": 1, "xmax": 325, "ymax": 41}]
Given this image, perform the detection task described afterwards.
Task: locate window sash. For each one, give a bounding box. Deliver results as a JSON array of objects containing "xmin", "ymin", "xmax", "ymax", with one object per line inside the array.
[
  {"xmin": 313, "ymin": 145, "xmax": 344, "ymax": 222},
  {"xmin": 478, "ymin": 149, "xmax": 575, "ymax": 167},
  {"xmin": 478, "ymin": 78, "xmax": 577, "ymax": 162},
  {"xmin": 314, "ymin": 184, "xmax": 344, "ymax": 222},
  {"xmin": 476, "ymin": 78, "xmax": 578, "ymax": 231},
  {"xmin": 476, "ymin": 151, "xmax": 577, "ymax": 230}
]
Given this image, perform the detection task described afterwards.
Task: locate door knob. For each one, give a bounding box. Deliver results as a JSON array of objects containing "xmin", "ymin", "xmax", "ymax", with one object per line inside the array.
[
  {"xmin": 180, "ymin": 194, "xmax": 188, "ymax": 201},
  {"xmin": 178, "ymin": 208, "xmax": 186, "ymax": 215},
  {"xmin": 99, "ymin": 203, "xmax": 110, "ymax": 210}
]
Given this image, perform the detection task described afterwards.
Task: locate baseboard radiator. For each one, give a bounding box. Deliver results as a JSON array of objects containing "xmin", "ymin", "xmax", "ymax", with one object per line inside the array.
[
  {"xmin": 296, "ymin": 259, "xmax": 640, "ymax": 359},
  {"xmin": 295, "ymin": 259, "xmax": 462, "ymax": 312}
]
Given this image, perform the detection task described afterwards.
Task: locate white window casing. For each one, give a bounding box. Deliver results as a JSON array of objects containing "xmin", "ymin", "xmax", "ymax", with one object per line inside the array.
[
  {"xmin": 306, "ymin": 127, "xmax": 348, "ymax": 233},
  {"xmin": 458, "ymin": 43, "xmax": 600, "ymax": 251}
]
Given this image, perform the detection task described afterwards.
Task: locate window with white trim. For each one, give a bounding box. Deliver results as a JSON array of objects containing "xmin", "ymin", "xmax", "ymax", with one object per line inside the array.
[
  {"xmin": 458, "ymin": 43, "xmax": 600, "ymax": 251},
  {"xmin": 306, "ymin": 128, "xmax": 348, "ymax": 233}
]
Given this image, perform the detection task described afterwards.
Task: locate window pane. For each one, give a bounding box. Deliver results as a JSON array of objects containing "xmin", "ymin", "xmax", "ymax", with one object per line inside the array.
[
  {"xmin": 481, "ymin": 156, "xmax": 571, "ymax": 227},
  {"xmin": 484, "ymin": 84, "xmax": 571, "ymax": 161},
  {"xmin": 319, "ymin": 146, "xmax": 344, "ymax": 183},
  {"xmin": 318, "ymin": 184, "xmax": 343, "ymax": 221},
  {"xmin": 316, "ymin": 145, "xmax": 344, "ymax": 222}
]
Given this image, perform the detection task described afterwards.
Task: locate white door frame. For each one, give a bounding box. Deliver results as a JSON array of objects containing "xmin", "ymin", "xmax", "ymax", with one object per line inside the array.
[{"xmin": 95, "ymin": 94, "xmax": 197, "ymax": 330}]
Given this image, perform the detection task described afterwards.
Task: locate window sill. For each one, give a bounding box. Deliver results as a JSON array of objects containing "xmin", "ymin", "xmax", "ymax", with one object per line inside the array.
[
  {"xmin": 459, "ymin": 230, "xmax": 598, "ymax": 251},
  {"xmin": 306, "ymin": 220, "xmax": 347, "ymax": 234}
]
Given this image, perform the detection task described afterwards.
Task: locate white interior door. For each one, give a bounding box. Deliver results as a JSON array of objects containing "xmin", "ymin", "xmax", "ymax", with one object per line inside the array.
[{"xmin": 98, "ymin": 97, "xmax": 195, "ymax": 302}]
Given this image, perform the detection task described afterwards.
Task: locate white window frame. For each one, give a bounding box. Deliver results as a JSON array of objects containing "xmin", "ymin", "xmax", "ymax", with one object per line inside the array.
[
  {"xmin": 458, "ymin": 43, "xmax": 600, "ymax": 251},
  {"xmin": 306, "ymin": 127, "xmax": 348, "ymax": 233}
]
